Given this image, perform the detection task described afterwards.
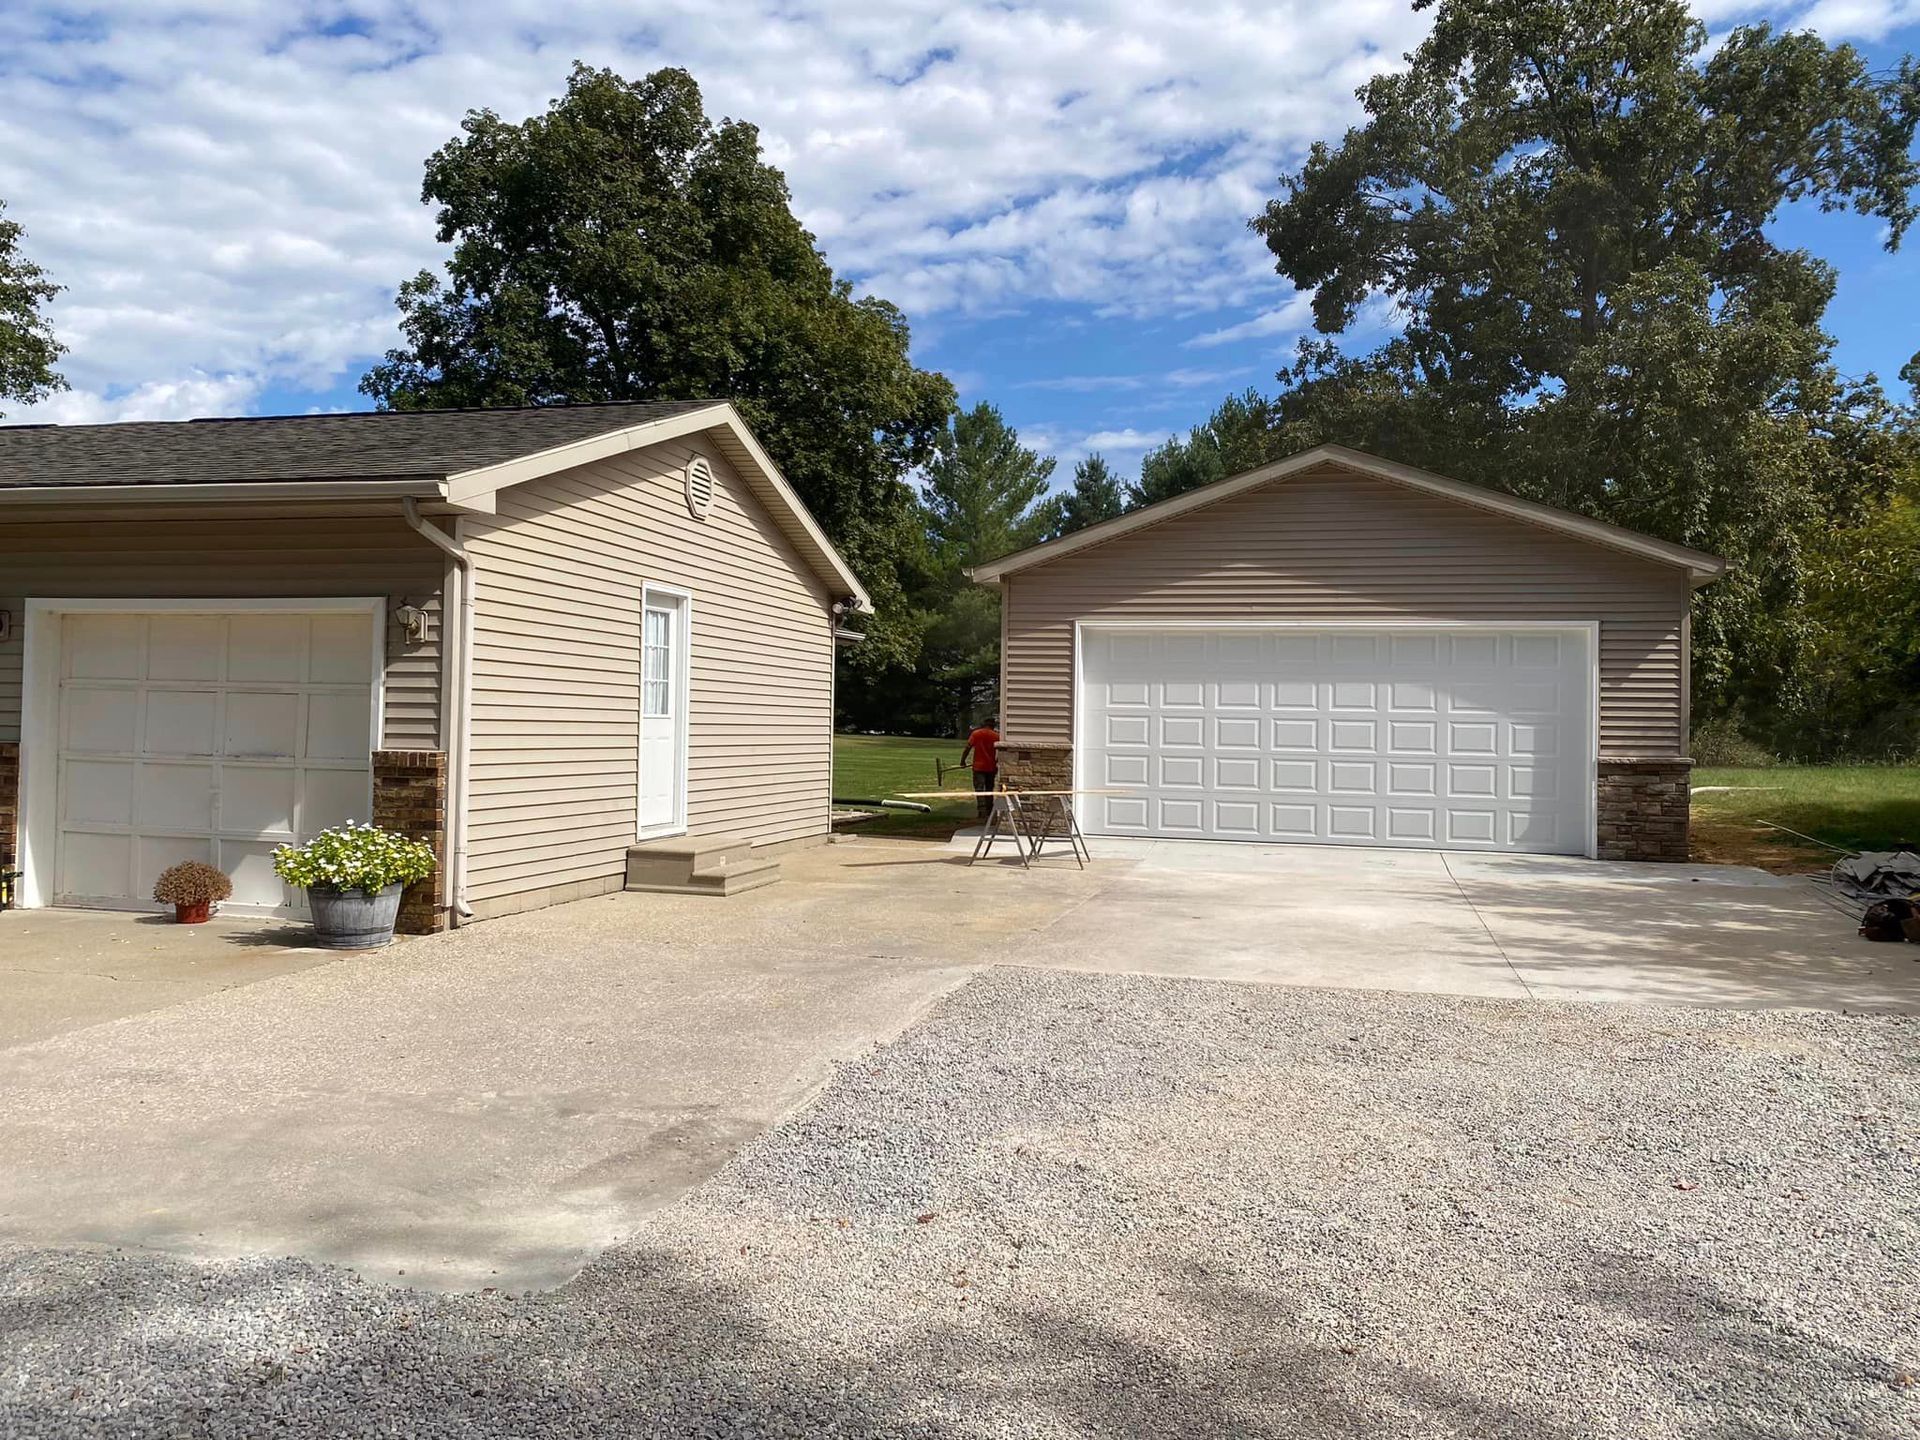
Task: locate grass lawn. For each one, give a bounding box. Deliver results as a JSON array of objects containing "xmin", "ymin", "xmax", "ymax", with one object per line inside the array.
[
  {"xmin": 1690, "ymin": 765, "xmax": 1920, "ymax": 871},
  {"xmin": 834, "ymin": 734, "xmax": 980, "ymax": 839}
]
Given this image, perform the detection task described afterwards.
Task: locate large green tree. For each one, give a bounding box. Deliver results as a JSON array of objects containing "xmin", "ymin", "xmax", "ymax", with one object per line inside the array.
[
  {"xmin": 1202, "ymin": 0, "xmax": 1920, "ymax": 751},
  {"xmin": 1131, "ymin": 391, "xmax": 1282, "ymax": 508},
  {"xmin": 0, "ymin": 201, "xmax": 65, "ymax": 417},
  {"xmin": 361, "ymin": 64, "xmax": 954, "ymax": 669},
  {"xmin": 921, "ymin": 402, "xmax": 1059, "ymax": 571},
  {"xmin": 917, "ymin": 403, "xmax": 1058, "ymax": 726},
  {"xmin": 1054, "ymin": 453, "xmax": 1126, "ymax": 535},
  {"xmin": 838, "ymin": 403, "xmax": 1058, "ymax": 733}
]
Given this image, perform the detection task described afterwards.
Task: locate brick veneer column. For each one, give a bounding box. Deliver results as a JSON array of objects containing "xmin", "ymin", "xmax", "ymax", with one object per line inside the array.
[
  {"xmin": 998, "ymin": 744, "xmax": 1075, "ymax": 791},
  {"xmin": 372, "ymin": 749, "xmax": 448, "ymax": 934},
  {"xmin": 1595, "ymin": 757, "xmax": 1692, "ymax": 862},
  {"xmin": 997, "ymin": 740, "xmax": 1074, "ymax": 836},
  {"xmin": 0, "ymin": 741, "xmax": 18, "ymax": 880},
  {"xmin": 997, "ymin": 740, "xmax": 1073, "ymax": 790}
]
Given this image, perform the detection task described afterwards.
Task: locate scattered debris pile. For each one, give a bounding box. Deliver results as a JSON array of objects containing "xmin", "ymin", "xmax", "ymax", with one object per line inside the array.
[{"xmin": 1830, "ymin": 850, "xmax": 1920, "ymax": 943}]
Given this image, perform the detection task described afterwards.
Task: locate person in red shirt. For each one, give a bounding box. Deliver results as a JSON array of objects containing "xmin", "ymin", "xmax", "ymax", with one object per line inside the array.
[{"xmin": 961, "ymin": 717, "xmax": 1001, "ymax": 820}]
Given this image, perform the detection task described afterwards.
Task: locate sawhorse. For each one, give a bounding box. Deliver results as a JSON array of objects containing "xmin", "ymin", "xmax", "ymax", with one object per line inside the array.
[
  {"xmin": 969, "ymin": 791, "xmax": 1034, "ymax": 867},
  {"xmin": 1017, "ymin": 793, "xmax": 1091, "ymax": 869}
]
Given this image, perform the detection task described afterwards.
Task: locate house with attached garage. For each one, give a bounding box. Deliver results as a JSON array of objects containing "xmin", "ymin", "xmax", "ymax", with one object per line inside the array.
[
  {"xmin": 0, "ymin": 401, "xmax": 867, "ymax": 931},
  {"xmin": 972, "ymin": 444, "xmax": 1725, "ymax": 863}
]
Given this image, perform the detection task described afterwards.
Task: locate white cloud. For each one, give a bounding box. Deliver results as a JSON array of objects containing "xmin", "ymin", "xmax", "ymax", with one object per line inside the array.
[
  {"xmin": 1020, "ymin": 366, "xmax": 1246, "ymax": 393},
  {"xmin": 1796, "ymin": 0, "xmax": 1920, "ymax": 37},
  {"xmin": 1056, "ymin": 426, "xmax": 1172, "ymax": 470},
  {"xmin": 1185, "ymin": 291, "xmax": 1319, "ymax": 349},
  {"xmin": 0, "ymin": 1, "xmax": 1906, "ymax": 417},
  {"xmin": 19, "ymin": 372, "xmax": 261, "ymax": 425}
]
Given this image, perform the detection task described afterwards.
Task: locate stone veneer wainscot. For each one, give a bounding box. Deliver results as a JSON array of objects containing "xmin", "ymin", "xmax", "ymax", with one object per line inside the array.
[{"xmin": 1595, "ymin": 756, "xmax": 1692, "ymax": 863}]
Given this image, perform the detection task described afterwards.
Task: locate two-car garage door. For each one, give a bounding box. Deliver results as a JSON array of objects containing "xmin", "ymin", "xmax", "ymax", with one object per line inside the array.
[
  {"xmin": 1079, "ymin": 627, "xmax": 1593, "ymax": 855},
  {"xmin": 52, "ymin": 609, "xmax": 377, "ymax": 914}
]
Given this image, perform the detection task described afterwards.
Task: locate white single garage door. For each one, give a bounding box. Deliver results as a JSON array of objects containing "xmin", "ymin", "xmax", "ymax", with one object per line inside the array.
[
  {"xmin": 1080, "ymin": 626, "xmax": 1593, "ymax": 854},
  {"xmin": 54, "ymin": 610, "xmax": 377, "ymax": 914}
]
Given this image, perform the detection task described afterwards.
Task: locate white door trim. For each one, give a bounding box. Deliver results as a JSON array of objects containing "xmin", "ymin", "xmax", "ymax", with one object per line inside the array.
[
  {"xmin": 636, "ymin": 583, "xmax": 693, "ymax": 840},
  {"xmin": 18, "ymin": 596, "xmax": 386, "ymax": 910},
  {"xmin": 1071, "ymin": 619, "xmax": 1602, "ymax": 858}
]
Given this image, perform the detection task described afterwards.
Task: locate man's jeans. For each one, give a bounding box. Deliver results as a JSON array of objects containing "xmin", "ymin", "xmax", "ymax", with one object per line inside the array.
[{"xmin": 972, "ymin": 769, "xmax": 998, "ymax": 820}]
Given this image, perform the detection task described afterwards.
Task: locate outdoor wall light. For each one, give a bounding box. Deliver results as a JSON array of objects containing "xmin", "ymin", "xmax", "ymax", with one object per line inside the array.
[
  {"xmin": 393, "ymin": 603, "xmax": 429, "ymax": 644},
  {"xmin": 0, "ymin": 609, "xmax": 11, "ymax": 644}
]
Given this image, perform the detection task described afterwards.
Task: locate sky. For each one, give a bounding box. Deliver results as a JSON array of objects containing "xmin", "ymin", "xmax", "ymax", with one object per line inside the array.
[{"xmin": 2, "ymin": 0, "xmax": 1918, "ymax": 487}]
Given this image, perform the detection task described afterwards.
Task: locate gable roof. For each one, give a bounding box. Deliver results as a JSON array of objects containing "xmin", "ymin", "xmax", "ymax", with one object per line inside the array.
[
  {"xmin": 971, "ymin": 443, "xmax": 1726, "ymax": 588},
  {"xmin": 0, "ymin": 399, "xmax": 869, "ymax": 609}
]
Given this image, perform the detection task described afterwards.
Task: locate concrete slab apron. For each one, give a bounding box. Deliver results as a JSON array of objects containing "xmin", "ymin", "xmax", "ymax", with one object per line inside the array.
[
  {"xmin": 1445, "ymin": 854, "xmax": 1920, "ymax": 1010},
  {"xmin": 0, "ymin": 908, "xmax": 342, "ymax": 1048},
  {"xmin": 0, "ymin": 878, "xmax": 985, "ymax": 1293},
  {"xmin": 987, "ymin": 837, "xmax": 1531, "ymax": 998}
]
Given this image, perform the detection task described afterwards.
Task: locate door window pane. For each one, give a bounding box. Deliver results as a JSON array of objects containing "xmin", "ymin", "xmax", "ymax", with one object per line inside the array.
[{"xmin": 643, "ymin": 607, "xmax": 672, "ymax": 717}]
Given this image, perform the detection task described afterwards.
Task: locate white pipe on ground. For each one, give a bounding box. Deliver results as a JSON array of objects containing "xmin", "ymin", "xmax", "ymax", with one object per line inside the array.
[{"xmin": 401, "ymin": 499, "xmax": 476, "ymax": 924}]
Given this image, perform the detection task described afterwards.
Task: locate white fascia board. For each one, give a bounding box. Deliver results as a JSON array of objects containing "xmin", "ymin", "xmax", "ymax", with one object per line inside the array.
[
  {"xmin": 441, "ymin": 406, "xmax": 730, "ymax": 504},
  {"xmin": 0, "ymin": 478, "xmax": 449, "ymax": 506},
  {"xmin": 445, "ymin": 401, "xmax": 873, "ymax": 612},
  {"xmin": 970, "ymin": 444, "xmax": 1726, "ymax": 584}
]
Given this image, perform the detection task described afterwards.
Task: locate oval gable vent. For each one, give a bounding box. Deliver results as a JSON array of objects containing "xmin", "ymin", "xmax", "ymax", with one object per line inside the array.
[{"xmin": 685, "ymin": 455, "xmax": 715, "ymax": 519}]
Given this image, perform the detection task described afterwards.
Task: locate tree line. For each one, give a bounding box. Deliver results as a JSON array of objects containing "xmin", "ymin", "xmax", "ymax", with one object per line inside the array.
[{"xmin": 5, "ymin": 0, "xmax": 1916, "ymax": 759}]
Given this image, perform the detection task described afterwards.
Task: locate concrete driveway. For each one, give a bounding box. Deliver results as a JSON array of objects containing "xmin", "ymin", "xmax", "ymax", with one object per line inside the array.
[
  {"xmin": 0, "ymin": 834, "xmax": 1912, "ymax": 1293},
  {"xmin": 979, "ymin": 834, "xmax": 1917, "ymax": 1010}
]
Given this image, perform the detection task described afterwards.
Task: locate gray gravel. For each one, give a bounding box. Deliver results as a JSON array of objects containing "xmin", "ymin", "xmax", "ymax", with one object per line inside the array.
[{"xmin": 4, "ymin": 967, "xmax": 1916, "ymax": 1438}]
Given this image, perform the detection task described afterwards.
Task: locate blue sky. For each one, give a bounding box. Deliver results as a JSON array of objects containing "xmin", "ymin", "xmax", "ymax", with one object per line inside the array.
[{"xmin": 2, "ymin": 1, "xmax": 1916, "ymax": 487}]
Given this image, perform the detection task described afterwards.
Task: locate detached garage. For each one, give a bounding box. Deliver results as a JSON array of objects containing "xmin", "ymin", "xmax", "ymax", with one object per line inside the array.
[
  {"xmin": 972, "ymin": 445, "xmax": 1724, "ymax": 862},
  {"xmin": 0, "ymin": 400, "xmax": 867, "ymax": 928}
]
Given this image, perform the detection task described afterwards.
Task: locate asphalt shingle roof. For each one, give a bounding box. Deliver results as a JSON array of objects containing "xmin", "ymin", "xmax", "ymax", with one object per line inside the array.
[{"xmin": 0, "ymin": 400, "xmax": 720, "ymax": 488}]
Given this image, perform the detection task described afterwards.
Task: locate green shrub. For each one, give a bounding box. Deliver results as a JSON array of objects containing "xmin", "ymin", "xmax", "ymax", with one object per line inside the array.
[
  {"xmin": 1691, "ymin": 715, "xmax": 1775, "ymax": 768},
  {"xmin": 272, "ymin": 823, "xmax": 436, "ymax": 894}
]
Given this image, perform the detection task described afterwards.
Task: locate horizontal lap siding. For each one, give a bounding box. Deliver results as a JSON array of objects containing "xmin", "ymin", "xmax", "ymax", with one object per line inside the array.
[
  {"xmin": 0, "ymin": 508, "xmax": 443, "ymax": 746},
  {"xmin": 1002, "ymin": 465, "xmax": 1689, "ymax": 757},
  {"xmin": 463, "ymin": 437, "xmax": 832, "ymax": 908}
]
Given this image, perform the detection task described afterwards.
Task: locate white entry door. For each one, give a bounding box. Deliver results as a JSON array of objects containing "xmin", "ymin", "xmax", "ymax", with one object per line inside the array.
[
  {"xmin": 637, "ymin": 590, "xmax": 688, "ymax": 834},
  {"xmin": 1079, "ymin": 626, "xmax": 1593, "ymax": 855},
  {"xmin": 53, "ymin": 608, "xmax": 378, "ymax": 913}
]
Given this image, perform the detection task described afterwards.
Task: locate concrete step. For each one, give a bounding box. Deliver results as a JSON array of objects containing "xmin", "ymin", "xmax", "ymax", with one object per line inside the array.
[
  {"xmin": 689, "ymin": 857, "xmax": 783, "ymax": 896},
  {"xmin": 625, "ymin": 839, "xmax": 781, "ymax": 897}
]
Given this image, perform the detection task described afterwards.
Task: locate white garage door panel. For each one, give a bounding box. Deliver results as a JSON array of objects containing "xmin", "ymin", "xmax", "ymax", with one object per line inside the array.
[
  {"xmin": 54, "ymin": 611, "xmax": 377, "ymax": 914},
  {"xmin": 1081, "ymin": 627, "xmax": 1592, "ymax": 855}
]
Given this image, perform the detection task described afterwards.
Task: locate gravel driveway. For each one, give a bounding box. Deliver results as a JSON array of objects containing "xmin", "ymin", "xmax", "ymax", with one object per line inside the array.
[{"xmin": 4, "ymin": 967, "xmax": 1915, "ymax": 1439}]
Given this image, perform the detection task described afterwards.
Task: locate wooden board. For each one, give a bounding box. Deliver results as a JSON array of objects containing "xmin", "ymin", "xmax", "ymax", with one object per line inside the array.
[{"xmin": 891, "ymin": 788, "xmax": 1136, "ymax": 799}]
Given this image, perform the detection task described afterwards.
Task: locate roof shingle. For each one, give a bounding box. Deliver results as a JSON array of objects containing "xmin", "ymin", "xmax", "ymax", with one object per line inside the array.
[{"xmin": 0, "ymin": 400, "xmax": 719, "ymax": 488}]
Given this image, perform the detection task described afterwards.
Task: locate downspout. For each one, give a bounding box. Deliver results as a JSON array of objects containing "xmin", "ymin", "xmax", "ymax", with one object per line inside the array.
[
  {"xmin": 402, "ymin": 499, "xmax": 476, "ymax": 924},
  {"xmin": 830, "ymin": 600, "xmax": 865, "ymax": 833}
]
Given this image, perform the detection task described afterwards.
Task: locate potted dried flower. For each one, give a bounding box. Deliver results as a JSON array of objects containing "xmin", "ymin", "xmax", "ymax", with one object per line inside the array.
[
  {"xmin": 152, "ymin": 861, "xmax": 233, "ymax": 924},
  {"xmin": 272, "ymin": 822, "xmax": 437, "ymax": 949}
]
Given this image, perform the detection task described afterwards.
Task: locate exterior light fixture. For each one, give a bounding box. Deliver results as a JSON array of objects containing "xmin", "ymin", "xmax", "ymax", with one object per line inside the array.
[{"xmin": 393, "ymin": 603, "xmax": 429, "ymax": 644}]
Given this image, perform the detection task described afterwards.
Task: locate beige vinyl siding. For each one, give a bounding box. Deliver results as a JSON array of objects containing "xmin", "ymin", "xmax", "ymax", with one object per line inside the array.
[
  {"xmin": 0, "ymin": 505, "xmax": 443, "ymax": 746},
  {"xmin": 462, "ymin": 435, "xmax": 834, "ymax": 911},
  {"xmin": 1002, "ymin": 463, "xmax": 1690, "ymax": 757}
]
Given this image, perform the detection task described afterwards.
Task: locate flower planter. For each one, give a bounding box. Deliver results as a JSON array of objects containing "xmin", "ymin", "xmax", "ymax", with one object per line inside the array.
[
  {"xmin": 307, "ymin": 882, "xmax": 406, "ymax": 949},
  {"xmin": 153, "ymin": 860, "xmax": 232, "ymax": 921}
]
